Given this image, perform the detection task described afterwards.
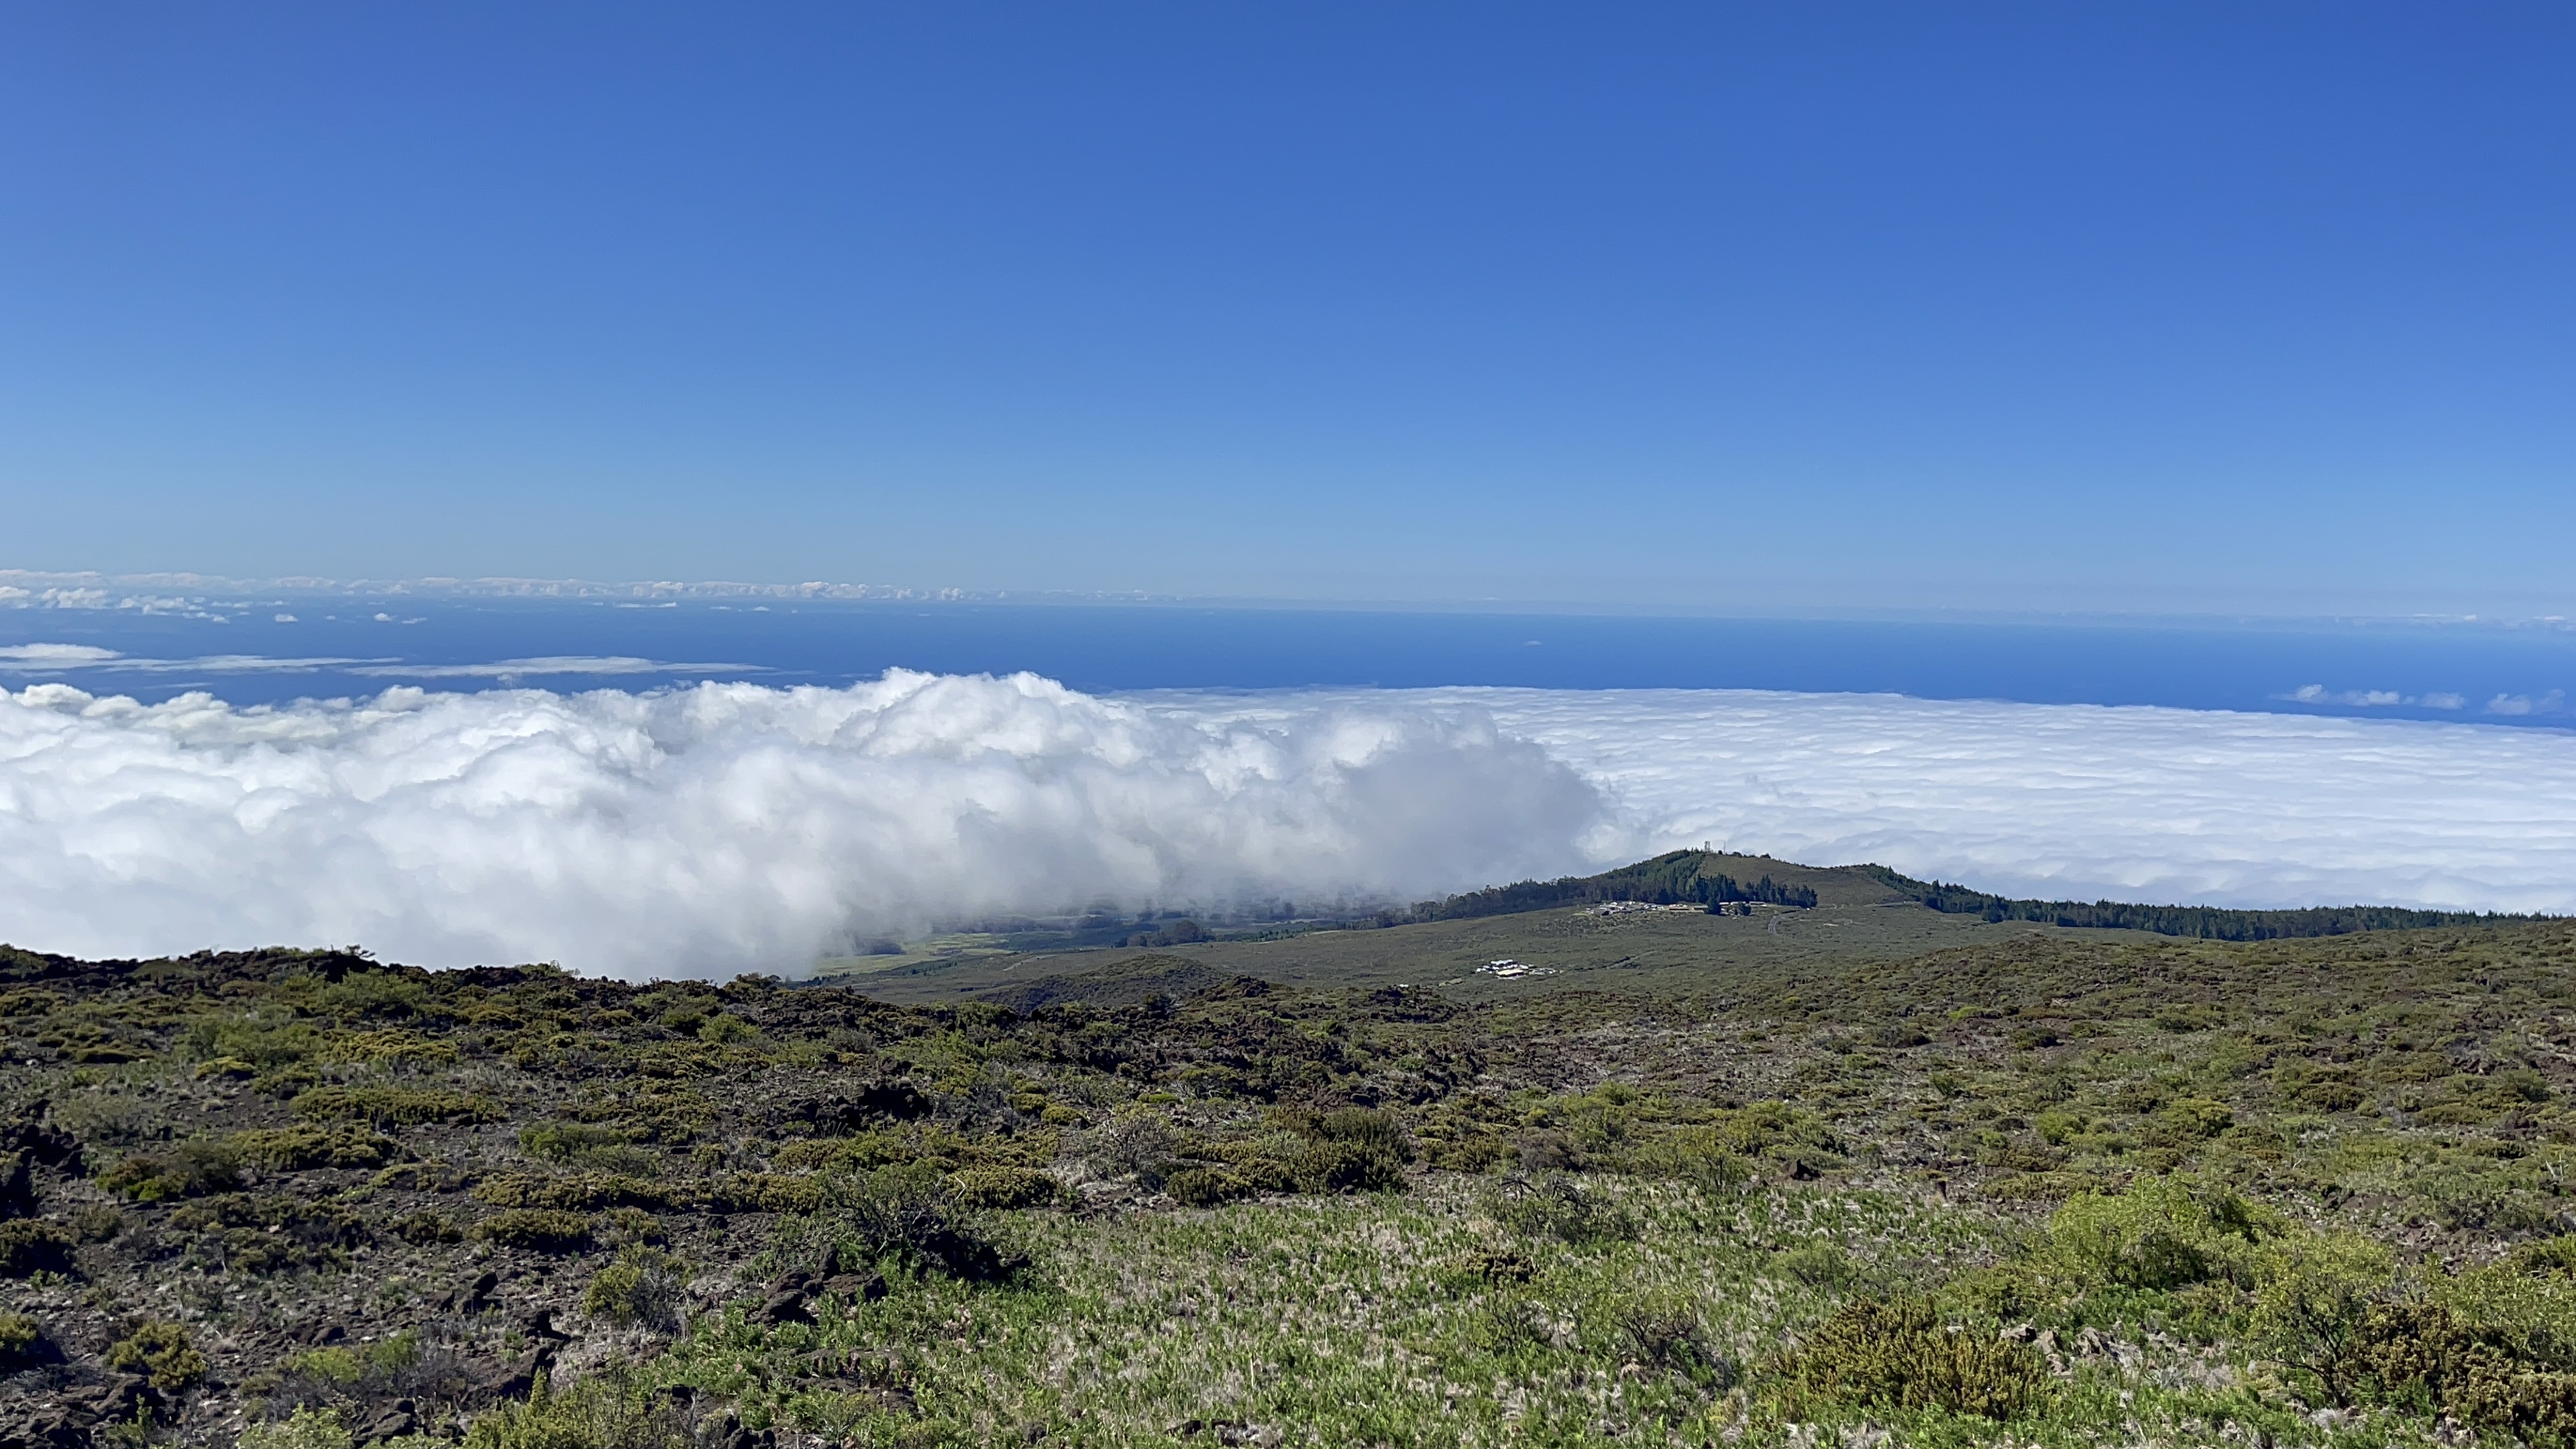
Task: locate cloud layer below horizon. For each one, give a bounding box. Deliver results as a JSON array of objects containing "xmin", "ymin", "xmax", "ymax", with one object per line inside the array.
[{"xmin": 4, "ymin": 674, "xmax": 2572, "ymax": 977}]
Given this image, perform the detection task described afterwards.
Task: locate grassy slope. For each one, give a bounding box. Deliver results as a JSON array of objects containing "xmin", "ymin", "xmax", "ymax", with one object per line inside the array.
[
  {"xmin": 832, "ymin": 897, "xmax": 2139, "ymax": 1006},
  {"xmin": 9, "ymin": 920, "xmax": 2576, "ymax": 1446}
]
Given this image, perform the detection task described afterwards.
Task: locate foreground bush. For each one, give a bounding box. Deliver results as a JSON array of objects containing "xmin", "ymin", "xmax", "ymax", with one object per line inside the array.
[
  {"xmin": 775, "ymin": 1163, "xmax": 1022, "ymax": 1282},
  {"xmin": 475, "ymin": 1210, "xmax": 595, "ymax": 1252},
  {"xmin": 1782, "ymin": 1297, "xmax": 2045, "ymax": 1421},
  {"xmin": 583, "ymin": 1246, "xmax": 689, "ymax": 1332},
  {"xmin": 106, "ymin": 1320, "xmax": 208, "ymax": 1393},
  {"xmin": 464, "ymin": 1368, "xmax": 690, "ymax": 1449},
  {"xmin": 0, "ymin": 1220, "xmax": 74, "ymax": 1277}
]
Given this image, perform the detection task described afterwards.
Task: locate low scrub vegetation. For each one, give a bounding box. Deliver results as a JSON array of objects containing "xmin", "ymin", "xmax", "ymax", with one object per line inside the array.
[{"xmin": 3, "ymin": 920, "xmax": 2576, "ymax": 1444}]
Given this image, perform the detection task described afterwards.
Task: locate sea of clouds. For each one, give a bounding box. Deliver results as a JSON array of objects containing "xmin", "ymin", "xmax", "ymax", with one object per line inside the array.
[{"xmin": 3, "ymin": 671, "xmax": 2573, "ymax": 978}]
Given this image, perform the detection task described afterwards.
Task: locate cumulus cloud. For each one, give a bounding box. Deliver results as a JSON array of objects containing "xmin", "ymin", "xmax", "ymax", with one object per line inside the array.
[
  {"xmin": 2487, "ymin": 690, "xmax": 2569, "ymax": 717},
  {"xmin": 2282, "ymin": 684, "xmax": 2464, "ymax": 709},
  {"xmin": 4, "ymin": 674, "xmax": 2573, "ymax": 979},
  {"xmin": 0, "ymin": 674, "xmax": 1601, "ymax": 977}
]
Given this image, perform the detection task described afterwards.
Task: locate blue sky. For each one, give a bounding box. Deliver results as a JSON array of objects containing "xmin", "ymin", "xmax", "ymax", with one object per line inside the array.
[{"xmin": 3, "ymin": 3, "xmax": 2571, "ymax": 614}]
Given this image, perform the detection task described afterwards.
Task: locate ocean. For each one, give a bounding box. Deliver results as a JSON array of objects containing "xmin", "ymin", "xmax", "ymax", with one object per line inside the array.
[{"xmin": 2, "ymin": 596, "xmax": 2571, "ymax": 724}]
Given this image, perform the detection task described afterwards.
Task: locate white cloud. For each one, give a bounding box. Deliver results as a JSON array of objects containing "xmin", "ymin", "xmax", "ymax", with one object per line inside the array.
[
  {"xmin": 2283, "ymin": 684, "xmax": 2450, "ymax": 708},
  {"xmin": 0, "ymin": 674, "xmax": 1599, "ymax": 977},
  {"xmin": 2487, "ymin": 690, "xmax": 2568, "ymax": 717},
  {"xmin": 1365, "ymin": 687, "xmax": 2576, "ymax": 918},
  {"xmin": 0, "ymin": 647, "xmax": 381, "ymax": 674},
  {"xmin": 3, "ymin": 675, "xmax": 2571, "ymax": 980},
  {"xmin": 0, "ymin": 645, "xmax": 758, "ymax": 679},
  {"xmin": 0, "ymin": 644, "xmax": 121, "ymax": 663},
  {"xmin": 346, "ymin": 657, "xmax": 762, "ymax": 679}
]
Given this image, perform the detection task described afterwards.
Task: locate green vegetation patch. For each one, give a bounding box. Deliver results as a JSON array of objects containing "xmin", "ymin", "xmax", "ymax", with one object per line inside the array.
[{"xmin": 292, "ymin": 1085, "xmax": 506, "ymax": 1126}]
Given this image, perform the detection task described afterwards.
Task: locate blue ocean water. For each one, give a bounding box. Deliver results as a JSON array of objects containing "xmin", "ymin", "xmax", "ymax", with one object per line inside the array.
[{"xmin": 2, "ymin": 597, "xmax": 2573, "ymax": 728}]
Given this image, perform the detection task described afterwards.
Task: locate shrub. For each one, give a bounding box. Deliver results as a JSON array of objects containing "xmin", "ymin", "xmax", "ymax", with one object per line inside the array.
[
  {"xmin": 1079, "ymin": 1111, "xmax": 1181, "ymax": 1189},
  {"xmin": 1295, "ymin": 1138, "xmax": 1406, "ymax": 1193},
  {"xmin": 812, "ymin": 1163, "xmax": 1020, "ymax": 1281},
  {"xmin": 396, "ymin": 1211, "xmax": 464, "ymax": 1245},
  {"xmin": 518, "ymin": 1122, "xmax": 626, "ymax": 1163},
  {"xmin": 1641, "ymin": 1127, "xmax": 1754, "ymax": 1193},
  {"xmin": 227, "ymin": 1125, "xmax": 400, "ymax": 1172},
  {"xmin": 1611, "ymin": 1295, "xmax": 1733, "ymax": 1386},
  {"xmin": 464, "ymin": 1366, "xmax": 690, "ymax": 1449},
  {"xmin": 1474, "ymin": 1295, "xmax": 1550, "ymax": 1354},
  {"xmin": 99, "ymin": 1140, "xmax": 241, "ymax": 1201},
  {"xmin": 1776, "ymin": 1242, "xmax": 1854, "ymax": 1287},
  {"xmin": 0, "ymin": 1313, "xmax": 46, "ymax": 1367},
  {"xmin": 712, "ymin": 1172, "xmax": 824, "ymax": 1215},
  {"xmin": 582, "ymin": 1246, "xmax": 688, "ymax": 1332},
  {"xmin": 66, "ymin": 1203, "xmax": 125, "ymax": 1242},
  {"xmin": 2322, "ymin": 1299, "xmax": 2576, "ymax": 1438},
  {"xmin": 474, "ymin": 1210, "xmax": 594, "ymax": 1253},
  {"xmin": 2249, "ymin": 1230, "xmax": 2394, "ymax": 1380},
  {"xmin": 1284, "ymin": 1108, "xmax": 1411, "ymax": 1193},
  {"xmin": 241, "ymin": 1407, "xmax": 353, "ymax": 1449},
  {"xmin": 1164, "ymin": 1167, "xmax": 1255, "ymax": 1208},
  {"xmin": 107, "ymin": 1320, "xmax": 209, "ymax": 1393},
  {"xmin": 2045, "ymin": 1175, "xmax": 2275, "ymax": 1291},
  {"xmin": 0, "ymin": 1220, "xmax": 74, "ymax": 1278},
  {"xmin": 946, "ymin": 1167, "xmax": 1062, "ymax": 1210},
  {"xmin": 1497, "ymin": 1175, "xmax": 1638, "ymax": 1246},
  {"xmin": 1783, "ymin": 1297, "xmax": 2045, "ymax": 1421},
  {"xmin": 292, "ymin": 1087, "xmax": 505, "ymax": 1128},
  {"xmin": 473, "ymin": 1173, "xmax": 676, "ymax": 1212}
]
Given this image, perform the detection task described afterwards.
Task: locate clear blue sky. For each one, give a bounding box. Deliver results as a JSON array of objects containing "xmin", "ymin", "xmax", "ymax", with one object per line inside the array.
[{"xmin": 3, "ymin": 3, "xmax": 2571, "ymax": 614}]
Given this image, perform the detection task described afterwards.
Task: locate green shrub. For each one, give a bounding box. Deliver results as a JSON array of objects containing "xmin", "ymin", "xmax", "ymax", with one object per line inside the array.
[
  {"xmin": 946, "ymin": 1167, "xmax": 1061, "ymax": 1210},
  {"xmin": 712, "ymin": 1172, "xmax": 823, "ymax": 1215},
  {"xmin": 473, "ymin": 1172, "xmax": 676, "ymax": 1212},
  {"xmin": 2510, "ymin": 1236, "xmax": 2576, "ymax": 1278},
  {"xmin": 292, "ymin": 1086, "xmax": 505, "ymax": 1127},
  {"xmin": 396, "ymin": 1211, "xmax": 464, "ymax": 1245},
  {"xmin": 1473, "ymin": 1295, "xmax": 1550, "ymax": 1354},
  {"xmin": 1640, "ymin": 1127, "xmax": 1755, "ymax": 1192},
  {"xmin": 464, "ymin": 1366, "xmax": 690, "ymax": 1449},
  {"xmin": 2044, "ymin": 1175, "xmax": 2275, "ymax": 1291},
  {"xmin": 0, "ymin": 1313, "xmax": 44, "ymax": 1366},
  {"xmin": 518, "ymin": 1122, "xmax": 626, "ymax": 1163},
  {"xmin": 2322, "ymin": 1299, "xmax": 2576, "ymax": 1438},
  {"xmin": 107, "ymin": 1320, "xmax": 208, "ymax": 1393},
  {"xmin": 227, "ymin": 1125, "xmax": 400, "ymax": 1171},
  {"xmin": 804, "ymin": 1163, "xmax": 1020, "ymax": 1281},
  {"xmin": 1497, "ymin": 1175, "xmax": 1638, "ymax": 1246},
  {"xmin": 1611, "ymin": 1294, "xmax": 1732, "ymax": 1385},
  {"xmin": 0, "ymin": 1220, "xmax": 74, "ymax": 1278},
  {"xmin": 1776, "ymin": 1242, "xmax": 1854, "ymax": 1287},
  {"xmin": 2249, "ymin": 1230, "xmax": 2394, "ymax": 1379},
  {"xmin": 1783, "ymin": 1297, "xmax": 2045, "ymax": 1421},
  {"xmin": 581, "ymin": 1246, "xmax": 688, "ymax": 1332},
  {"xmin": 99, "ymin": 1140, "xmax": 241, "ymax": 1201},
  {"xmin": 1164, "ymin": 1167, "xmax": 1255, "ymax": 1208},
  {"xmin": 474, "ymin": 1210, "xmax": 594, "ymax": 1252},
  {"xmin": 66, "ymin": 1203, "xmax": 124, "ymax": 1242},
  {"xmin": 243, "ymin": 1407, "xmax": 354, "ymax": 1449}
]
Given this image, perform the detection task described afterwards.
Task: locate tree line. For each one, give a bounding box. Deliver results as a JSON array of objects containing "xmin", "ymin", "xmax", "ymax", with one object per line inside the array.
[{"xmin": 1854, "ymin": 865, "xmax": 2548, "ymax": 941}]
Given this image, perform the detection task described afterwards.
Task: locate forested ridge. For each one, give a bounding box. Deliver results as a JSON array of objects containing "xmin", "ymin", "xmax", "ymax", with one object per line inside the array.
[{"xmin": 1860, "ymin": 866, "xmax": 2551, "ymax": 941}]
